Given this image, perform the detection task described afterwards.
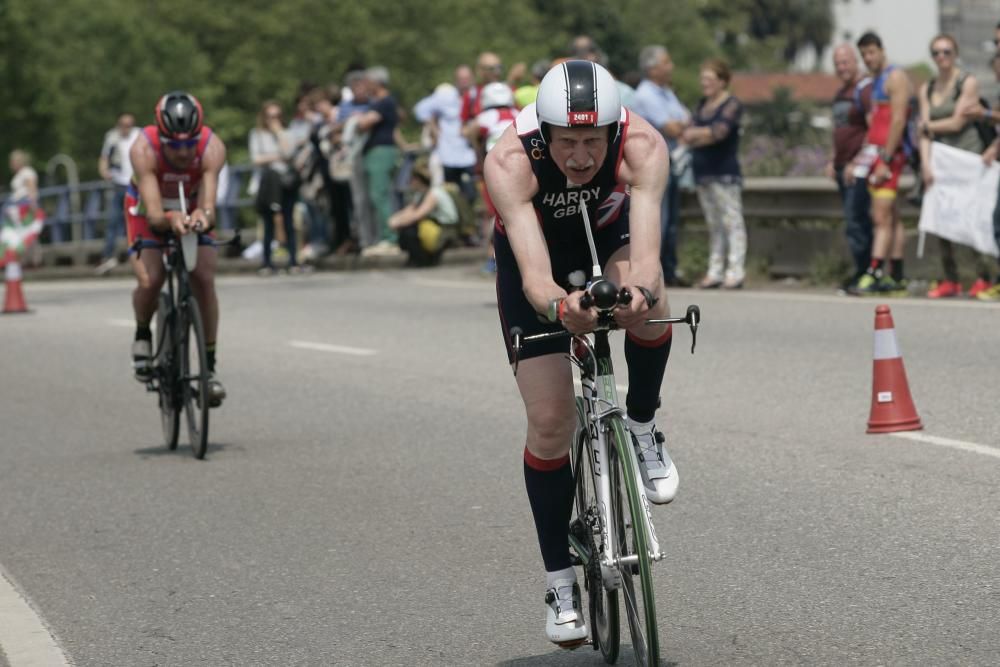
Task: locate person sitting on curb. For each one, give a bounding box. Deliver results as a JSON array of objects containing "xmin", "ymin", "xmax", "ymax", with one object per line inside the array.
[{"xmin": 388, "ymin": 161, "xmax": 459, "ymax": 267}]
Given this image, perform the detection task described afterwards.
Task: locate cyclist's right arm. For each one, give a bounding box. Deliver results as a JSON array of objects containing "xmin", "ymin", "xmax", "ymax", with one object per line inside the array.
[
  {"xmin": 130, "ymin": 138, "xmax": 186, "ymax": 236},
  {"xmin": 484, "ymin": 127, "xmax": 595, "ymax": 333}
]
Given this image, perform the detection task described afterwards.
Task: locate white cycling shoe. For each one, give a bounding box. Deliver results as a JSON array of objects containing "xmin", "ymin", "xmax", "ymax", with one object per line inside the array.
[
  {"xmin": 545, "ymin": 578, "xmax": 588, "ymax": 648},
  {"xmin": 630, "ymin": 420, "xmax": 679, "ymax": 504}
]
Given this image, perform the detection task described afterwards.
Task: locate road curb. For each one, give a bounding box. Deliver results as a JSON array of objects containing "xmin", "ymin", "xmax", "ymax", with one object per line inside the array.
[{"xmin": 20, "ymin": 246, "xmax": 490, "ymax": 282}]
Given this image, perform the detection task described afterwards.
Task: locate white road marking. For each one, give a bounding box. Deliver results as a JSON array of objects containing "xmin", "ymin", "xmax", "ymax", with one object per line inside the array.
[
  {"xmin": 889, "ymin": 432, "xmax": 1000, "ymax": 460},
  {"xmin": 107, "ymin": 318, "xmax": 134, "ymax": 328},
  {"xmin": 0, "ymin": 567, "xmax": 70, "ymax": 666},
  {"xmin": 289, "ymin": 340, "xmax": 377, "ymax": 356}
]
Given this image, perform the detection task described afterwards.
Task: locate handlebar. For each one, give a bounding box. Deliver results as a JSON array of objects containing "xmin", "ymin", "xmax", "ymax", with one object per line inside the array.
[
  {"xmin": 511, "ymin": 278, "xmax": 700, "ymax": 375},
  {"xmin": 130, "ymin": 229, "xmax": 242, "ymax": 258}
]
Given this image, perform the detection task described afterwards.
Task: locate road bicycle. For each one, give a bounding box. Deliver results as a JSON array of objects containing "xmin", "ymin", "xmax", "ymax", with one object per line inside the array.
[
  {"xmin": 132, "ymin": 188, "xmax": 238, "ymax": 459},
  {"xmin": 512, "ymin": 282, "xmax": 698, "ymax": 666},
  {"xmin": 509, "ymin": 204, "xmax": 700, "ymax": 666}
]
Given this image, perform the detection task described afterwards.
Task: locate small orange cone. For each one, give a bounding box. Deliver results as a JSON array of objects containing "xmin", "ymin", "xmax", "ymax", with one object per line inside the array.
[
  {"xmin": 2, "ymin": 250, "xmax": 29, "ymax": 314},
  {"xmin": 867, "ymin": 305, "xmax": 921, "ymax": 433}
]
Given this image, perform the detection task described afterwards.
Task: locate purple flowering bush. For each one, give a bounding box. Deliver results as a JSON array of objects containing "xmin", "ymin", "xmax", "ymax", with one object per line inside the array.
[{"xmin": 740, "ymin": 135, "xmax": 828, "ymax": 178}]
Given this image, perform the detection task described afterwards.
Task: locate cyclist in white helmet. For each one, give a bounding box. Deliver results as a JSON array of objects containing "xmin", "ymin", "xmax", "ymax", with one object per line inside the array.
[
  {"xmin": 469, "ymin": 82, "xmax": 517, "ymax": 154},
  {"xmin": 484, "ymin": 60, "xmax": 676, "ymax": 647}
]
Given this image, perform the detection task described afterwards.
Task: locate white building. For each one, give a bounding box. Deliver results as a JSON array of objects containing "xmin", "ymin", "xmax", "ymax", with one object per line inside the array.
[{"xmin": 796, "ymin": 0, "xmax": 941, "ymax": 72}]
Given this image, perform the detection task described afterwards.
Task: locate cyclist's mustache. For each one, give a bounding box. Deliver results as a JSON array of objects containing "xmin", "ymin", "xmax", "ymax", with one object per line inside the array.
[{"xmin": 566, "ymin": 157, "xmax": 595, "ymax": 170}]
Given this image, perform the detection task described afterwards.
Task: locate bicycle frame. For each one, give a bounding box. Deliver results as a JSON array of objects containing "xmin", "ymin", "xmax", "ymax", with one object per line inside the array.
[{"xmin": 137, "ymin": 237, "xmax": 194, "ymax": 392}]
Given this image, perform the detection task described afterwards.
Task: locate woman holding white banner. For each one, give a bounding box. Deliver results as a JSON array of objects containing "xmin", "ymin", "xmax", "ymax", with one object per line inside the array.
[{"xmin": 917, "ymin": 34, "xmax": 995, "ymax": 298}]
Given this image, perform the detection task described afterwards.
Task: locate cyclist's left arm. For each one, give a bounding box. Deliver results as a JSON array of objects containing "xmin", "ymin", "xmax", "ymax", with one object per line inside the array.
[
  {"xmin": 617, "ymin": 114, "xmax": 669, "ymax": 324},
  {"xmin": 192, "ymin": 134, "xmax": 227, "ymax": 232}
]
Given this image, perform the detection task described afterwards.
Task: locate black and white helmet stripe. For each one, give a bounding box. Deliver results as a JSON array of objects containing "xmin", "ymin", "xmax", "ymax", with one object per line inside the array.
[
  {"xmin": 563, "ymin": 60, "xmax": 598, "ymax": 119},
  {"xmin": 535, "ymin": 59, "xmax": 621, "ymax": 138}
]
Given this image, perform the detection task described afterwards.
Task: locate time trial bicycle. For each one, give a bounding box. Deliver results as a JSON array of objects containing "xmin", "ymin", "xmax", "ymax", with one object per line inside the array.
[
  {"xmin": 131, "ymin": 187, "xmax": 238, "ymax": 459},
  {"xmin": 511, "ymin": 281, "xmax": 699, "ymax": 666}
]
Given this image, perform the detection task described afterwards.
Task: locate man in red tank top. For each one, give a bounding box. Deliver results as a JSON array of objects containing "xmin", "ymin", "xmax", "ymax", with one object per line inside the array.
[
  {"xmin": 127, "ymin": 91, "xmax": 228, "ymax": 405},
  {"xmin": 851, "ymin": 33, "xmax": 912, "ymax": 295}
]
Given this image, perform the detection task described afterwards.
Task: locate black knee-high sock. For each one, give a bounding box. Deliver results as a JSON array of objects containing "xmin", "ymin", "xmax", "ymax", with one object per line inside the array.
[
  {"xmin": 523, "ymin": 448, "xmax": 575, "ymax": 572},
  {"xmin": 625, "ymin": 326, "xmax": 673, "ymax": 424},
  {"xmin": 890, "ymin": 258, "xmax": 904, "ymax": 282}
]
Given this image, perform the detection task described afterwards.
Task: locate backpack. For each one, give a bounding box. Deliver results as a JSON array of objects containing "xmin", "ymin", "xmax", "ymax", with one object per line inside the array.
[{"xmin": 926, "ymin": 73, "xmax": 998, "ymax": 149}]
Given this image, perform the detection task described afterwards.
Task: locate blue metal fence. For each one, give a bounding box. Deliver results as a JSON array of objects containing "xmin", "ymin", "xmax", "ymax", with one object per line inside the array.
[{"xmin": 22, "ymin": 164, "xmax": 256, "ymax": 247}]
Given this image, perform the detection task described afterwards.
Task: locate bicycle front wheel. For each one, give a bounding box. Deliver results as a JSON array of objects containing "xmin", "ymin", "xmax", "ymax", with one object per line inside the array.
[
  {"xmin": 181, "ymin": 296, "xmax": 210, "ymax": 459},
  {"xmin": 609, "ymin": 417, "xmax": 659, "ymax": 667},
  {"xmin": 155, "ymin": 292, "xmax": 180, "ymax": 450},
  {"xmin": 570, "ymin": 399, "xmax": 619, "ymax": 663}
]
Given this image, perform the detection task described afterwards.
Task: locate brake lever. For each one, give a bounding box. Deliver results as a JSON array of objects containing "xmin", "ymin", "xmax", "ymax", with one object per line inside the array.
[
  {"xmin": 510, "ymin": 327, "xmax": 523, "ymax": 376},
  {"xmin": 685, "ymin": 305, "xmax": 700, "ymax": 354}
]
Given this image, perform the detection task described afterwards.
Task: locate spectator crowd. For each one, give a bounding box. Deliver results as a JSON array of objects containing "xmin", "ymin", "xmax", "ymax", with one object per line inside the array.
[{"xmin": 7, "ymin": 27, "xmax": 1000, "ymax": 303}]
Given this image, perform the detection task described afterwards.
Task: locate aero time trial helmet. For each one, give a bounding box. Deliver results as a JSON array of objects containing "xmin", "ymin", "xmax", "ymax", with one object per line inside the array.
[
  {"xmin": 155, "ymin": 91, "xmax": 204, "ymax": 140},
  {"xmin": 535, "ymin": 60, "xmax": 621, "ymax": 142}
]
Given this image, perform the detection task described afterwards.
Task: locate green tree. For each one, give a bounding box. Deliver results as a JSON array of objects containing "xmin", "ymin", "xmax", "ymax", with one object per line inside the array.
[
  {"xmin": 0, "ymin": 0, "xmax": 818, "ymax": 183},
  {"xmin": 697, "ymin": 0, "xmax": 832, "ymax": 69}
]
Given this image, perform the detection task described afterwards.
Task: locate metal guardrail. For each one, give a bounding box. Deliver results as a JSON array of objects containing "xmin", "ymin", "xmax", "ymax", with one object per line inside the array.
[
  {"xmin": 12, "ymin": 164, "xmax": 255, "ymax": 266},
  {"xmin": 680, "ymin": 175, "xmax": 919, "ymax": 221},
  {"xmin": 10, "ymin": 171, "xmax": 922, "ymax": 273}
]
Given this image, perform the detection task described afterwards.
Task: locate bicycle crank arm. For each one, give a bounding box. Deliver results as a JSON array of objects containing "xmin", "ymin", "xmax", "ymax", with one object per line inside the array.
[{"xmin": 568, "ymin": 534, "xmax": 591, "ymax": 566}]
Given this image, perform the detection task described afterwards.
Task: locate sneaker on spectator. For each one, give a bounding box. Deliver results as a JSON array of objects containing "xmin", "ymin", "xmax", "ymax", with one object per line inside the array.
[
  {"xmin": 361, "ymin": 240, "xmax": 401, "ymax": 258},
  {"xmin": 880, "ymin": 276, "xmax": 909, "ymax": 297},
  {"xmin": 976, "ymin": 283, "xmax": 1000, "ymax": 301},
  {"xmin": 927, "ymin": 280, "xmax": 962, "ymax": 298},
  {"xmin": 854, "ymin": 272, "xmax": 879, "ymax": 295},
  {"xmin": 968, "ymin": 278, "xmax": 992, "ymax": 298},
  {"xmin": 857, "ymin": 273, "xmax": 907, "ymax": 297},
  {"xmin": 95, "ymin": 256, "xmax": 119, "ymax": 276}
]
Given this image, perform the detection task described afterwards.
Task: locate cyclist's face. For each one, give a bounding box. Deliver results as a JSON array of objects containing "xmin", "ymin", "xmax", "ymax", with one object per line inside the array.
[
  {"xmin": 162, "ymin": 141, "xmax": 197, "ymax": 170},
  {"xmin": 549, "ymin": 126, "xmax": 609, "ymax": 184}
]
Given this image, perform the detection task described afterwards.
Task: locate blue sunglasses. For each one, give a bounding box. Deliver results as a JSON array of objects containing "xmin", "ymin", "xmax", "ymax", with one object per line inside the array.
[{"xmin": 162, "ymin": 135, "xmax": 199, "ymax": 149}]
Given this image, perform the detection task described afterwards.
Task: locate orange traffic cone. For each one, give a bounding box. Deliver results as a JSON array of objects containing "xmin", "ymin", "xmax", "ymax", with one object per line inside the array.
[
  {"xmin": 867, "ymin": 305, "xmax": 921, "ymax": 433},
  {"xmin": 2, "ymin": 251, "xmax": 29, "ymax": 314}
]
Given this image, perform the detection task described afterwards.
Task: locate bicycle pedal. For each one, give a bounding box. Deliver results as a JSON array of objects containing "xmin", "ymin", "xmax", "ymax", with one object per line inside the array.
[{"xmin": 557, "ymin": 638, "xmax": 590, "ymax": 651}]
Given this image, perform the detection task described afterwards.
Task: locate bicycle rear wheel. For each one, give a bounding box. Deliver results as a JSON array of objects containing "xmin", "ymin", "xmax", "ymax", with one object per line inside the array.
[
  {"xmin": 570, "ymin": 399, "xmax": 620, "ymax": 663},
  {"xmin": 154, "ymin": 292, "xmax": 179, "ymax": 450},
  {"xmin": 609, "ymin": 417, "xmax": 659, "ymax": 667},
  {"xmin": 181, "ymin": 296, "xmax": 210, "ymax": 459}
]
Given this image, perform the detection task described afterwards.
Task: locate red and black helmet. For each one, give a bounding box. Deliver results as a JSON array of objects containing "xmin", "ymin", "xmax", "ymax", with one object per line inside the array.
[{"xmin": 154, "ymin": 91, "xmax": 204, "ymax": 140}]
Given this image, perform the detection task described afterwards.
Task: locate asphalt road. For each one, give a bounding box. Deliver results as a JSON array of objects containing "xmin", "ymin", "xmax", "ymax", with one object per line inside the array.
[{"xmin": 1, "ymin": 266, "xmax": 998, "ymax": 666}]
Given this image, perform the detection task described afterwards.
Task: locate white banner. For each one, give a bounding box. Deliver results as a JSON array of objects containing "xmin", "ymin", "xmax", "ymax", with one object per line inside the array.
[{"xmin": 918, "ymin": 141, "xmax": 1000, "ymax": 258}]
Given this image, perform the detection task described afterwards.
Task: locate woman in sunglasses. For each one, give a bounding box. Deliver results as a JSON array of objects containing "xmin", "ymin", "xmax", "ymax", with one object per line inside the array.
[
  {"xmin": 126, "ymin": 90, "xmax": 228, "ymax": 406},
  {"xmin": 917, "ymin": 34, "xmax": 995, "ymax": 298}
]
